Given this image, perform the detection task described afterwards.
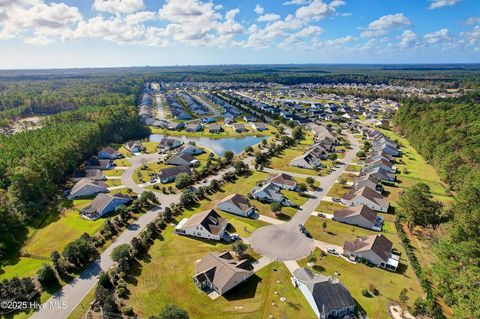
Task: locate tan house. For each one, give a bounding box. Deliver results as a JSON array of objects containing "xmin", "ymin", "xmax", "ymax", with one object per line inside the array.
[
  {"xmin": 175, "ymin": 209, "xmax": 227, "ymax": 241},
  {"xmin": 343, "ymin": 234, "xmax": 400, "ymax": 271},
  {"xmin": 193, "ymin": 251, "xmax": 254, "ymax": 295},
  {"xmin": 333, "ymin": 205, "xmax": 383, "ymax": 231},
  {"xmin": 217, "ymin": 194, "xmax": 254, "ymax": 217}
]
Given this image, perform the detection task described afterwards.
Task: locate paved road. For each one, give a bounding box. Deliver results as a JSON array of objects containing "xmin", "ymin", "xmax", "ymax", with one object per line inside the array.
[
  {"xmin": 247, "ymin": 134, "xmax": 359, "ymax": 261},
  {"xmin": 155, "ymin": 94, "xmax": 166, "ymax": 121},
  {"xmin": 192, "ymin": 94, "xmax": 221, "ymax": 117},
  {"xmin": 31, "ymin": 206, "xmax": 163, "ymax": 319}
]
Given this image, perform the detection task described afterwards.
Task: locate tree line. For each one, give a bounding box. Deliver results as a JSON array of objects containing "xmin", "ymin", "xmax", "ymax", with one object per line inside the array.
[{"xmin": 395, "ymin": 93, "xmax": 480, "ymax": 318}]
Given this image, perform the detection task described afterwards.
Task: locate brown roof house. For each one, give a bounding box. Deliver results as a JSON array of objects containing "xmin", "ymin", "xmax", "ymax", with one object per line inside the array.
[
  {"xmin": 175, "ymin": 209, "xmax": 228, "ymax": 241},
  {"xmin": 269, "ymin": 173, "xmax": 297, "ymax": 191},
  {"xmin": 342, "ymin": 186, "xmax": 389, "ymax": 212},
  {"xmin": 158, "ymin": 165, "xmax": 191, "ymax": 183},
  {"xmin": 343, "ymin": 234, "xmax": 400, "ymax": 271},
  {"xmin": 333, "ymin": 205, "xmax": 384, "ymax": 231},
  {"xmin": 72, "ymin": 169, "xmax": 106, "ymax": 182},
  {"xmin": 217, "ymin": 194, "xmax": 254, "ymax": 217},
  {"xmin": 125, "ymin": 140, "xmax": 144, "ymax": 153},
  {"xmin": 193, "ymin": 251, "xmax": 254, "ymax": 295},
  {"xmin": 292, "ymin": 267, "xmax": 355, "ymax": 319},
  {"xmin": 166, "ymin": 153, "xmax": 199, "ymax": 167}
]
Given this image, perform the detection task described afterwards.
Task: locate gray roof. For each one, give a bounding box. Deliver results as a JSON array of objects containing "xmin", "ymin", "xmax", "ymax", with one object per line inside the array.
[
  {"xmin": 293, "ymin": 268, "xmax": 355, "ymax": 314},
  {"xmin": 82, "ymin": 193, "xmax": 130, "ymax": 215},
  {"xmin": 158, "ymin": 165, "xmax": 191, "ymax": 179},
  {"xmin": 71, "ymin": 178, "xmax": 107, "ymax": 195}
]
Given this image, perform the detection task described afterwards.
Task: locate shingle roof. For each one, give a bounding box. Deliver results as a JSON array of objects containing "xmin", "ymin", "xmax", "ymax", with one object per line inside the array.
[
  {"xmin": 270, "ymin": 173, "xmax": 297, "ymax": 187},
  {"xmin": 334, "ymin": 205, "xmax": 377, "ymax": 225},
  {"xmin": 218, "ymin": 194, "xmax": 252, "ymax": 212},
  {"xmin": 180, "ymin": 209, "xmax": 227, "ymax": 236},
  {"xmin": 158, "ymin": 165, "xmax": 191, "ymax": 179},
  {"xmin": 343, "ymin": 186, "xmax": 389, "ymax": 211},
  {"xmin": 71, "ymin": 178, "xmax": 107, "ymax": 195},
  {"xmin": 82, "ymin": 193, "xmax": 130, "ymax": 215},
  {"xmin": 343, "ymin": 234, "xmax": 393, "ymax": 262}
]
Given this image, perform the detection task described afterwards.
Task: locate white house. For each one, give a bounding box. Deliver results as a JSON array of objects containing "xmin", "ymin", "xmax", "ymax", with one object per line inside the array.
[
  {"xmin": 217, "ymin": 194, "xmax": 254, "ymax": 217},
  {"xmin": 342, "ymin": 186, "xmax": 389, "ymax": 212},
  {"xmin": 250, "ymin": 182, "xmax": 284, "ymax": 203},
  {"xmin": 343, "ymin": 234, "xmax": 400, "ymax": 271},
  {"xmin": 269, "ymin": 173, "xmax": 297, "ymax": 191},
  {"xmin": 175, "ymin": 209, "xmax": 227, "ymax": 241},
  {"xmin": 292, "ymin": 268, "xmax": 355, "ymax": 319},
  {"xmin": 81, "ymin": 193, "xmax": 131, "ymax": 220}
]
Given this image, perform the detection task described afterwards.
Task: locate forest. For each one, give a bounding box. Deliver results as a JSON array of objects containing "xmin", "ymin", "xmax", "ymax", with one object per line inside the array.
[
  {"xmin": 395, "ymin": 93, "xmax": 480, "ymax": 318},
  {"xmin": 0, "ymin": 105, "xmax": 149, "ymax": 258}
]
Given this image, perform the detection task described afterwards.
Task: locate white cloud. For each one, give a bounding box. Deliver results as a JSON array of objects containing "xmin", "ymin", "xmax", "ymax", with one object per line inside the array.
[
  {"xmin": 324, "ymin": 35, "xmax": 354, "ymax": 46},
  {"xmin": 361, "ymin": 13, "xmax": 411, "ymax": 38},
  {"xmin": 254, "ymin": 4, "xmax": 264, "ymax": 15},
  {"xmin": 92, "ymin": 0, "xmax": 144, "ymax": 14},
  {"xmin": 465, "ymin": 17, "xmax": 480, "ymax": 25},
  {"xmin": 460, "ymin": 25, "xmax": 480, "ymax": 51},
  {"xmin": 283, "ymin": 0, "xmax": 311, "ymax": 5},
  {"xmin": 295, "ymin": 0, "xmax": 345, "ymax": 21},
  {"xmin": 429, "ymin": 0, "xmax": 461, "ymax": 10},
  {"xmin": 258, "ymin": 13, "xmax": 281, "ymax": 22},
  {"xmin": 423, "ymin": 28, "xmax": 452, "ymax": 44},
  {"xmin": 399, "ymin": 30, "xmax": 422, "ymax": 48}
]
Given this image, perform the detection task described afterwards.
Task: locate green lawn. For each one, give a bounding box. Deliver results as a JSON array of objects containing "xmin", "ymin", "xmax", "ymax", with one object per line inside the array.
[
  {"xmin": 326, "ymin": 183, "xmax": 351, "ymax": 198},
  {"xmin": 105, "ymin": 178, "xmax": 124, "ymax": 187},
  {"xmin": 133, "ymin": 162, "xmax": 170, "ymax": 184},
  {"xmin": 103, "ymin": 168, "xmax": 126, "ymax": 176},
  {"xmin": 345, "ymin": 164, "xmax": 361, "ymax": 172},
  {"xmin": 315, "ymin": 200, "xmax": 348, "ymax": 214},
  {"xmin": 339, "ymin": 173, "xmax": 357, "ymax": 182},
  {"xmin": 298, "ymin": 248, "xmax": 422, "ymax": 319},
  {"xmin": 114, "ymin": 158, "xmax": 132, "ymax": 167},
  {"xmin": 126, "ymin": 219, "xmax": 315, "ymax": 319}
]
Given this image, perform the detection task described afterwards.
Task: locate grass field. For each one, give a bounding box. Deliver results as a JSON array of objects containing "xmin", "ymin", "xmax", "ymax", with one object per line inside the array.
[
  {"xmin": 133, "ymin": 162, "xmax": 171, "ymax": 184},
  {"xmin": 345, "ymin": 164, "xmax": 361, "ymax": 172},
  {"xmin": 326, "ymin": 183, "xmax": 351, "ymax": 198},
  {"xmin": 339, "ymin": 173, "xmax": 357, "ymax": 182},
  {"xmin": 315, "ymin": 200, "xmax": 348, "ymax": 214},
  {"xmin": 103, "ymin": 168, "xmax": 126, "ymax": 177},
  {"xmin": 298, "ymin": 248, "xmax": 422, "ymax": 319},
  {"xmin": 126, "ymin": 219, "xmax": 315, "ymax": 319},
  {"xmin": 105, "ymin": 178, "xmax": 123, "ymax": 187}
]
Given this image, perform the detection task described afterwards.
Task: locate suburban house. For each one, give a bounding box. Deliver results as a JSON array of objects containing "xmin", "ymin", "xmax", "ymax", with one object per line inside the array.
[
  {"xmin": 85, "ymin": 159, "xmax": 115, "ymax": 170},
  {"xmin": 98, "ymin": 146, "xmax": 122, "ymax": 160},
  {"xmin": 333, "ymin": 205, "xmax": 384, "ymax": 231},
  {"xmin": 81, "ymin": 193, "xmax": 131, "ymax": 220},
  {"xmin": 177, "ymin": 144, "xmax": 204, "ymax": 155},
  {"xmin": 290, "ymin": 149, "xmax": 322, "ymax": 169},
  {"xmin": 166, "ymin": 153, "xmax": 199, "ymax": 167},
  {"xmin": 269, "ymin": 173, "xmax": 297, "ymax": 190},
  {"xmin": 232, "ymin": 123, "xmax": 248, "ymax": 133},
  {"xmin": 250, "ymin": 182, "xmax": 284, "ymax": 203},
  {"xmin": 186, "ymin": 123, "xmax": 203, "ymax": 132},
  {"xmin": 125, "ymin": 140, "xmax": 143, "ymax": 153},
  {"xmin": 159, "ymin": 137, "xmax": 183, "ymax": 151},
  {"xmin": 166, "ymin": 121, "xmax": 185, "ymax": 130},
  {"xmin": 193, "ymin": 251, "xmax": 254, "ymax": 295},
  {"xmin": 158, "ymin": 165, "xmax": 191, "ymax": 183},
  {"xmin": 342, "ymin": 186, "xmax": 389, "ymax": 212},
  {"xmin": 217, "ymin": 194, "xmax": 254, "ymax": 217},
  {"xmin": 363, "ymin": 166, "xmax": 396, "ymax": 182},
  {"xmin": 251, "ymin": 122, "xmax": 268, "ymax": 131},
  {"xmin": 72, "ymin": 169, "xmax": 106, "ymax": 182},
  {"xmin": 310, "ymin": 124, "xmax": 338, "ymax": 148},
  {"xmin": 69, "ymin": 178, "xmax": 108, "ymax": 199},
  {"xmin": 175, "ymin": 209, "xmax": 228, "ymax": 241},
  {"xmin": 352, "ymin": 175, "xmax": 384, "ymax": 193},
  {"xmin": 292, "ymin": 268, "xmax": 355, "ymax": 319},
  {"xmin": 362, "ymin": 158, "xmax": 396, "ymax": 174},
  {"xmin": 343, "ymin": 234, "xmax": 400, "ymax": 271},
  {"xmin": 209, "ymin": 124, "xmax": 223, "ymax": 133}
]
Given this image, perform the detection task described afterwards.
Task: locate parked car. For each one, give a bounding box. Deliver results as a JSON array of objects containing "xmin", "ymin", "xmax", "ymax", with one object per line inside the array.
[
  {"xmin": 327, "ymin": 248, "xmax": 338, "ymax": 255},
  {"xmin": 332, "ymin": 197, "xmax": 341, "ymax": 202},
  {"xmin": 229, "ymin": 233, "xmax": 240, "ymax": 241}
]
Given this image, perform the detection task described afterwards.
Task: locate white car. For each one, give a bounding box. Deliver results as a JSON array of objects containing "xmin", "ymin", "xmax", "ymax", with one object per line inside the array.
[{"xmin": 327, "ymin": 248, "xmax": 338, "ymax": 255}]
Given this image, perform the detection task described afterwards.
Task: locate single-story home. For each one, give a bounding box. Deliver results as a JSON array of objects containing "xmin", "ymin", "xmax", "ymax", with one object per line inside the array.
[
  {"xmin": 209, "ymin": 124, "xmax": 223, "ymax": 133},
  {"xmin": 251, "ymin": 122, "xmax": 268, "ymax": 131},
  {"xmin": 177, "ymin": 144, "xmax": 204, "ymax": 155},
  {"xmin": 269, "ymin": 173, "xmax": 297, "ymax": 191},
  {"xmin": 84, "ymin": 159, "xmax": 115, "ymax": 170},
  {"xmin": 292, "ymin": 267, "xmax": 355, "ymax": 319},
  {"xmin": 250, "ymin": 182, "xmax": 284, "ymax": 203},
  {"xmin": 342, "ymin": 186, "xmax": 389, "ymax": 212},
  {"xmin": 81, "ymin": 193, "xmax": 131, "ymax": 220},
  {"xmin": 193, "ymin": 251, "xmax": 254, "ymax": 295},
  {"xmin": 166, "ymin": 121, "xmax": 185, "ymax": 130},
  {"xmin": 69, "ymin": 178, "xmax": 108, "ymax": 199},
  {"xmin": 72, "ymin": 169, "xmax": 106, "ymax": 182},
  {"xmin": 290, "ymin": 149, "xmax": 322, "ymax": 169},
  {"xmin": 158, "ymin": 165, "xmax": 191, "ymax": 183},
  {"xmin": 352, "ymin": 175, "xmax": 384, "ymax": 193},
  {"xmin": 175, "ymin": 209, "xmax": 227, "ymax": 241},
  {"xmin": 232, "ymin": 123, "xmax": 248, "ymax": 133},
  {"xmin": 159, "ymin": 137, "xmax": 183, "ymax": 151},
  {"xmin": 186, "ymin": 123, "xmax": 203, "ymax": 132},
  {"xmin": 166, "ymin": 153, "xmax": 199, "ymax": 167},
  {"xmin": 98, "ymin": 146, "xmax": 122, "ymax": 160},
  {"xmin": 343, "ymin": 234, "xmax": 400, "ymax": 271},
  {"xmin": 217, "ymin": 194, "xmax": 254, "ymax": 217},
  {"xmin": 125, "ymin": 140, "xmax": 143, "ymax": 153},
  {"xmin": 333, "ymin": 205, "xmax": 383, "ymax": 231}
]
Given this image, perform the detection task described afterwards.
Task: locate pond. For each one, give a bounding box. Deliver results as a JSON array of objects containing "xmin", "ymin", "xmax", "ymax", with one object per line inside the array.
[{"xmin": 149, "ymin": 134, "xmax": 265, "ymax": 156}]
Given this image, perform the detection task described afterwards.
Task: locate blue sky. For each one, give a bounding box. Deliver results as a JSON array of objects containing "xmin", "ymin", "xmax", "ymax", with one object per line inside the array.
[{"xmin": 0, "ymin": 0, "xmax": 479, "ymax": 68}]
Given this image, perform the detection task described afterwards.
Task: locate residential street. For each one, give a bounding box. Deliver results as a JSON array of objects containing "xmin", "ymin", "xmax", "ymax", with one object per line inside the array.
[
  {"xmin": 247, "ymin": 133, "xmax": 359, "ymax": 261},
  {"xmin": 155, "ymin": 94, "xmax": 166, "ymax": 121}
]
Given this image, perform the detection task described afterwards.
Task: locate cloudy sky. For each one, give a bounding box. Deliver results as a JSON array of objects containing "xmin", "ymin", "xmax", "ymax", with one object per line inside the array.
[{"xmin": 0, "ymin": 0, "xmax": 479, "ymax": 68}]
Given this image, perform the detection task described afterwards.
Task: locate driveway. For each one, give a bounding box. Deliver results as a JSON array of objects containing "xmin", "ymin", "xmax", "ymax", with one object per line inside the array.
[{"xmin": 247, "ymin": 133, "xmax": 359, "ymax": 261}]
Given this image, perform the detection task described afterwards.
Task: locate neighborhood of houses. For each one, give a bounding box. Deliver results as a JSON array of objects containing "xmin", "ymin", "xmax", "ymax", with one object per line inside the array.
[{"xmin": 55, "ymin": 81, "xmax": 421, "ymax": 319}]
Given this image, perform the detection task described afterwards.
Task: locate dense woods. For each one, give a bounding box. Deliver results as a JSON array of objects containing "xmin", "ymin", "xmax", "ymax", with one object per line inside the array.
[
  {"xmin": 0, "ymin": 105, "xmax": 149, "ymax": 256},
  {"xmin": 395, "ymin": 94, "xmax": 480, "ymax": 318}
]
